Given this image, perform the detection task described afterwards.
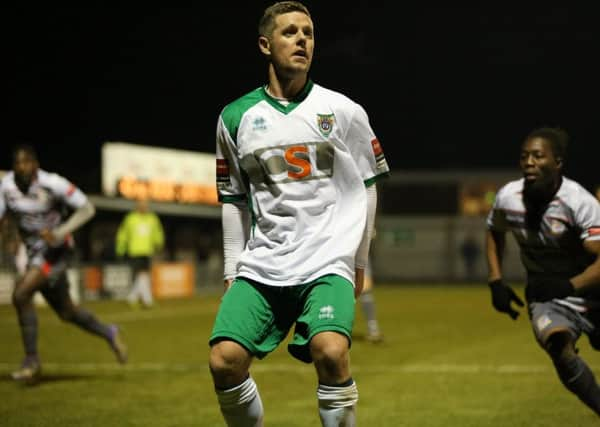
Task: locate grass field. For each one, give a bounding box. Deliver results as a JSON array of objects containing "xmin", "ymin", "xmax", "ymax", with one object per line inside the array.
[{"xmin": 1, "ymin": 284, "xmax": 599, "ymax": 426}]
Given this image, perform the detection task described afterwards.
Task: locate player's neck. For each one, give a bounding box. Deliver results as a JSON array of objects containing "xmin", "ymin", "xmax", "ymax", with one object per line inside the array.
[{"xmin": 266, "ymin": 69, "xmax": 307, "ymax": 100}]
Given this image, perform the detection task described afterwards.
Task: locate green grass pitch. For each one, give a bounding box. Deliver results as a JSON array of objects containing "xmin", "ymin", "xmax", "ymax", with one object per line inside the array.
[{"xmin": 1, "ymin": 284, "xmax": 598, "ymax": 426}]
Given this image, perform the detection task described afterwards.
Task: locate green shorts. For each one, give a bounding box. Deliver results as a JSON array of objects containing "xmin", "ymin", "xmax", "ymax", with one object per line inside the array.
[{"xmin": 209, "ymin": 274, "xmax": 355, "ymax": 363}]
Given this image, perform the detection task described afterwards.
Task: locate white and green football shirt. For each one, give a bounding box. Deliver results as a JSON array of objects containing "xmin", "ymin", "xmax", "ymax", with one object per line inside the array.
[{"xmin": 216, "ymin": 80, "xmax": 389, "ymax": 287}]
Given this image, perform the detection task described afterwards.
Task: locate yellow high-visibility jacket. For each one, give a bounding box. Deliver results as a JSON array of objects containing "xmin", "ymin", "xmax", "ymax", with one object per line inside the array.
[{"xmin": 115, "ymin": 211, "xmax": 164, "ymax": 257}]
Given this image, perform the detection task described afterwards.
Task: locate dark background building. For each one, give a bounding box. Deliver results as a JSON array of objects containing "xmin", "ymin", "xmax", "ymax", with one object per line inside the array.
[{"xmin": 5, "ymin": 3, "xmax": 599, "ymax": 191}]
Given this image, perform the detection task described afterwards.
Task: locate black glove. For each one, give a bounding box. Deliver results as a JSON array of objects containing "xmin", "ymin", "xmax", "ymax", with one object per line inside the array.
[
  {"xmin": 489, "ymin": 279, "xmax": 525, "ymax": 320},
  {"xmin": 525, "ymin": 278, "xmax": 575, "ymax": 303}
]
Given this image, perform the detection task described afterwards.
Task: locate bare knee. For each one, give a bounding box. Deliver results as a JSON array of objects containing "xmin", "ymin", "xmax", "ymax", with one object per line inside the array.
[
  {"xmin": 546, "ymin": 331, "xmax": 577, "ymax": 364},
  {"xmin": 12, "ymin": 284, "xmax": 32, "ymax": 308},
  {"xmin": 209, "ymin": 340, "xmax": 252, "ymax": 388},
  {"xmin": 310, "ymin": 332, "xmax": 350, "ymax": 384}
]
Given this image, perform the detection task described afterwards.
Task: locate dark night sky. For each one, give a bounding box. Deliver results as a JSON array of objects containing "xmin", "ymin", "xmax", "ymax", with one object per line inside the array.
[{"xmin": 5, "ymin": 3, "xmax": 599, "ymax": 193}]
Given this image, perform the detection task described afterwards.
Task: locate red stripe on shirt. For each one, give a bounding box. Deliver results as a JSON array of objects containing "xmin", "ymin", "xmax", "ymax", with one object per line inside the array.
[
  {"xmin": 589, "ymin": 228, "xmax": 600, "ymax": 236},
  {"xmin": 216, "ymin": 159, "xmax": 229, "ymax": 176},
  {"xmin": 371, "ymin": 138, "xmax": 383, "ymax": 156},
  {"xmin": 40, "ymin": 262, "xmax": 52, "ymax": 277}
]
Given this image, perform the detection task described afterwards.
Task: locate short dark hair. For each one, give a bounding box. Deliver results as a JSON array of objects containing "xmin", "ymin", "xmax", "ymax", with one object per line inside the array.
[
  {"xmin": 258, "ymin": 1, "xmax": 311, "ymax": 38},
  {"xmin": 12, "ymin": 143, "xmax": 38, "ymax": 163},
  {"xmin": 524, "ymin": 127, "xmax": 569, "ymax": 161}
]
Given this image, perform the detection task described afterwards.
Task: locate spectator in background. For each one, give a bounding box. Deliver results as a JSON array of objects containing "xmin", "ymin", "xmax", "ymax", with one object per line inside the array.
[
  {"xmin": 0, "ymin": 144, "xmax": 128, "ymax": 384},
  {"xmin": 359, "ymin": 256, "xmax": 384, "ymax": 343},
  {"xmin": 486, "ymin": 127, "xmax": 600, "ymax": 416},
  {"xmin": 116, "ymin": 197, "xmax": 164, "ymax": 309},
  {"xmin": 460, "ymin": 232, "xmax": 481, "ymax": 282}
]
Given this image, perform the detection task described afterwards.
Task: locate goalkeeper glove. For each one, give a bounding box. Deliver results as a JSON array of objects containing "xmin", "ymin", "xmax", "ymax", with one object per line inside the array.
[
  {"xmin": 489, "ymin": 279, "xmax": 524, "ymax": 320},
  {"xmin": 525, "ymin": 278, "xmax": 575, "ymax": 303}
]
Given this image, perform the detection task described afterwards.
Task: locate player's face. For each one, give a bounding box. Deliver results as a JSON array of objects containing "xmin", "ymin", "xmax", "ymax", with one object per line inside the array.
[
  {"xmin": 262, "ymin": 11, "xmax": 314, "ymax": 78},
  {"xmin": 13, "ymin": 150, "xmax": 38, "ymax": 190},
  {"xmin": 520, "ymin": 137, "xmax": 561, "ymax": 194}
]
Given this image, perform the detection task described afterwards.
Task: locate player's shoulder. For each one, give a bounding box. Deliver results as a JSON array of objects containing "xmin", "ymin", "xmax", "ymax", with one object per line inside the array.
[
  {"xmin": 0, "ymin": 171, "xmax": 14, "ymax": 188},
  {"xmin": 37, "ymin": 169, "xmax": 67, "ymax": 187},
  {"xmin": 220, "ymin": 87, "xmax": 265, "ymax": 122},
  {"xmin": 495, "ymin": 178, "xmax": 524, "ymax": 202},
  {"xmin": 312, "ymin": 83, "xmax": 361, "ymax": 109},
  {"xmin": 558, "ymin": 177, "xmax": 599, "ymax": 208}
]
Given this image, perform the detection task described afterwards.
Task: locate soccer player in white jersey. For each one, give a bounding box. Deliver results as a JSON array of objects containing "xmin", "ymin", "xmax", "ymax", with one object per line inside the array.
[
  {"xmin": 0, "ymin": 144, "xmax": 128, "ymax": 384},
  {"xmin": 208, "ymin": 2, "xmax": 389, "ymax": 426},
  {"xmin": 486, "ymin": 127, "xmax": 600, "ymax": 416}
]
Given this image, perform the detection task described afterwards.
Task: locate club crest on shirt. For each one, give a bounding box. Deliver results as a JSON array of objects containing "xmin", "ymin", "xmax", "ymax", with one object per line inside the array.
[
  {"xmin": 548, "ymin": 218, "xmax": 567, "ymax": 235},
  {"xmin": 317, "ymin": 114, "xmax": 335, "ymax": 137}
]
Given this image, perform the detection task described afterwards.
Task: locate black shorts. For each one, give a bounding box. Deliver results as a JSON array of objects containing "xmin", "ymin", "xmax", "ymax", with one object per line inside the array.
[{"xmin": 128, "ymin": 256, "xmax": 151, "ymax": 274}]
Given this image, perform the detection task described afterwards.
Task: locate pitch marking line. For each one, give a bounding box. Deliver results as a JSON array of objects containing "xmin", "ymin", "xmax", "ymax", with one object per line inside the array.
[{"xmin": 0, "ymin": 362, "xmax": 570, "ymax": 375}]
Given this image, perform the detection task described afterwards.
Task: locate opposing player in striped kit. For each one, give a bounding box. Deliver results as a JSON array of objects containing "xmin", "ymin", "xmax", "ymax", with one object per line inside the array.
[
  {"xmin": 208, "ymin": 2, "xmax": 389, "ymax": 426},
  {"xmin": 486, "ymin": 127, "xmax": 600, "ymax": 416},
  {"xmin": 0, "ymin": 144, "xmax": 128, "ymax": 384}
]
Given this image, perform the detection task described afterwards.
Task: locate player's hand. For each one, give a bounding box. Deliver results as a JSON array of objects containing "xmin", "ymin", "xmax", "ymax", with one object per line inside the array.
[
  {"xmin": 526, "ymin": 278, "xmax": 575, "ymax": 303},
  {"xmin": 223, "ymin": 279, "xmax": 233, "ymax": 293},
  {"xmin": 39, "ymin": 229, "xmax": 57, "ymax": 245},
  {"xmin": 489, "ymin": 279, "xmax": 524, "ymax": 320}
]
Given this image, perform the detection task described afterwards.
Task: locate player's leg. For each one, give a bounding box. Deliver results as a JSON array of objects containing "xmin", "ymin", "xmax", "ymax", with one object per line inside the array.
[
  {"xmin": 359, "ymin": 263, "xmax": 383, "ymax": 342},
  {"xmin": 42, "ymin": 272, "xmax": 128, "ymax": 364},
  {"xmin": 209, "ymin": 279, "xmax": 290, "ymax": 427},
  {"xmin": 11, "ymin": 267, "xmax": 46, "ymax": 382},
  {"xmin": 531, "ymin": 301, "xmax": 600, "ymax": 416},
  {"xmin": 290, "ymin": 275, "xmax": 358, "ymax": 427},
  {"xmin": 126, "ymin": 260, "xmax": 142, "ymax": 307},
  {"xmin": 137, "ymin": 269, "xmax": 154, "ymax": 308},
  {"xmin": 546, "ymin": 331, "xmax": 600, "ymax": 415}
]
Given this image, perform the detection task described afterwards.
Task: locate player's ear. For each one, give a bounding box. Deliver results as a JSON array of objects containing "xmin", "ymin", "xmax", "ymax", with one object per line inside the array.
[
  {"xmin": 555, "ymin": 156, "xmax": 563, "ymax": 170},
  {"xmin": 258, "ymin": 36, "xmax": 271, "ymax": 56}
]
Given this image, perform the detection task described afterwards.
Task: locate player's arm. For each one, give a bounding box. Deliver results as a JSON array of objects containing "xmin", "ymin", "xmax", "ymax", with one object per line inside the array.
[
  {"xmin": 485, "ymin": 229, "xmax": 505, "ymax": 282},
  {"xmin": 42, "ymin": 200, "xmax": 95, "ymax": 244},
  {"xmin": 222, "ymin": 202, "xmax": 249, "ymax": 291},
  {"xmin": 486, "ymin": 228, "xmax": 524, "ymax": 320},
  {"xmin": 354, "ymin": 184, "xmax": 377, "ymax": 298},
  {"xmin": 570, "ymin": 240, "xmax": 600, "ymax": 292}
]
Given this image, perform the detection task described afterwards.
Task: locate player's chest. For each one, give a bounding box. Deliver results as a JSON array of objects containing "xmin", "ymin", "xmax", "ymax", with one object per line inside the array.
[
  {"xmin": 508, "ymin": 203, "xmax": 576, "ymax": 246},
  {"xmin": 5, "ymin": 185, "xmax": 54, "ymax": 214}
]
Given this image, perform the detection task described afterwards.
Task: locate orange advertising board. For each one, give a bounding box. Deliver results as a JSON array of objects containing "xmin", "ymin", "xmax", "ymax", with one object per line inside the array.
[{"xmin": 151, "ymin": 262, "xmax": 195, "ymax": 299}]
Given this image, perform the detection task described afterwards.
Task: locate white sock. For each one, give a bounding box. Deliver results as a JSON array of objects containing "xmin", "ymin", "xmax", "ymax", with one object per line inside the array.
[
  {"xmin": 317, "ymin": 380, "xmax": 358, "ymax": 427},
  {"xmin": 138, "ymin": 272, "xmax": 154, "ymax": 306},
  {"xmin": 216, "ymin": 376, "xmax": 264, "ymax": 427},
  {"xmin": 127, "ymin": 274, "xmax": 142, "ymax": 303}
]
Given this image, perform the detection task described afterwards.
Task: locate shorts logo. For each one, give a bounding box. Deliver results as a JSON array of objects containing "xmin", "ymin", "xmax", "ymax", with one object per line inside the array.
[
  {"xmin": 318, "ymin": 305, "xmax": 335, "ymax": 320},
  {"xmin": 317, "ymin": 114, "xmax": 335, "ymax": 137},
  {"xmin": 536, "ymin": 314, "xmax": 552, "ymax": 331}
]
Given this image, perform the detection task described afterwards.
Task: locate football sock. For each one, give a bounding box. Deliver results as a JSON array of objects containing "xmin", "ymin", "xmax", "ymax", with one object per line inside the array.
[
  {"xmin": 216, "ymin": 376, "xmax": 264, "ymax": 427},
  {"xmin": 138, "ymin": 272, "xmax": 154, "ymax": 306},
  {"xmin": 359, "ymin": 291, "xmax": 380, "ymax": 335},
  {"xmin": 553, "ymin": 353, "xmax": 600, "ymax": 415},
  {"xmin": 317, "ymin": 379, "xmax": 358, "ymax": 427},
  {"xmin": 16, "ymin": 305, "xmax": 38, "ymax": 356},
  {"xmin": 68, "ymin": 307, "xmax": 112, "ymax": 339}
]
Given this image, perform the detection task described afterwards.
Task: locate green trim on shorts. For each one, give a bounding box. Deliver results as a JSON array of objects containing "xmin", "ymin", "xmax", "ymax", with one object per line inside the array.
[{"xmin": 209, "ymin": 274, "xmax": 355, "ymax": 363}]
